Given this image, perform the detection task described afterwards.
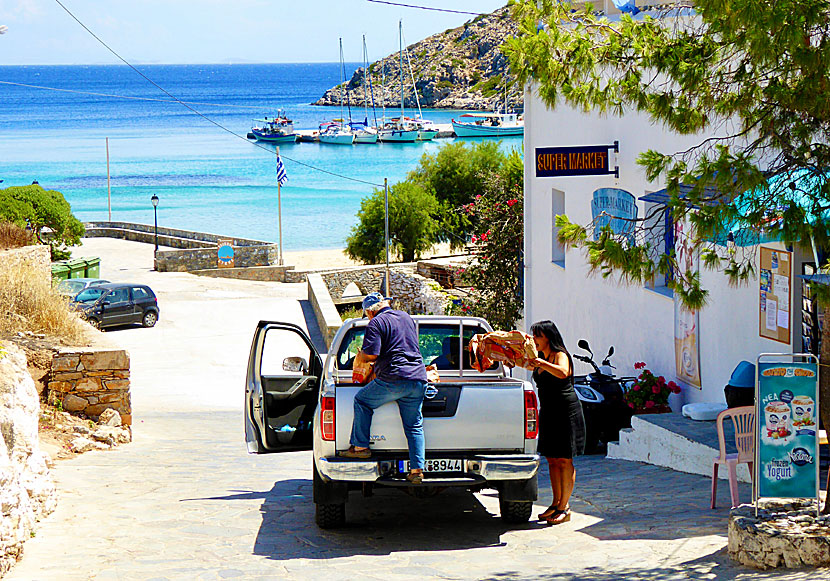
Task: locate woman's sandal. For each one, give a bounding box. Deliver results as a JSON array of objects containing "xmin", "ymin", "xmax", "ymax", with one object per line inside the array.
[
  {"xmin": 538, "ymin": 504, "xmax": 559, "ymax": 520},
  {"xmin": 545, "ymin": 507, "xmax": 571, "ymax": 525}
]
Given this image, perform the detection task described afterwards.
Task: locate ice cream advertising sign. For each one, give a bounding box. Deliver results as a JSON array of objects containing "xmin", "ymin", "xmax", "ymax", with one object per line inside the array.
[{"xmin": 756, "ymin": 359, "xmax": 819, "ymax": 501}]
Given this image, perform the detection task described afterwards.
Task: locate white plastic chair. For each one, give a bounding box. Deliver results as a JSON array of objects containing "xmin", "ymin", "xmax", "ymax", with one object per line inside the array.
[{"xmin": 711, "ymin": 406, "xmax": 755, "ymax": 509}]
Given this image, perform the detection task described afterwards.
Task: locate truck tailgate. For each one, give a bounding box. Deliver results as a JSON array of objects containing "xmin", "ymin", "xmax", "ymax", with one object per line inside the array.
[{"xmin": 335, "ymin": 381, "xmax": 527, "ymax": 451}]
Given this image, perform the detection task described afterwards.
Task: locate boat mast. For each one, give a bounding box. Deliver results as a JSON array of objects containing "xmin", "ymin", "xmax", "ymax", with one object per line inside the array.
[
  {"xmin": 399, "ymin": 19, "xmax": 404, "ymax": 125},
  {"xmin": 362, "ymin": 35, "xmax": 370, "ymax": 126},
  {"xmin": 338, "ymin": 38, "xmax": 345, "ymax": 128},
  {"xmin": 402, "ymin": 29, "xmax": 424, "ymax": 121},
  {"xmin": 340, "ymin": 38, "xmax": 353, "ymax": 125}
]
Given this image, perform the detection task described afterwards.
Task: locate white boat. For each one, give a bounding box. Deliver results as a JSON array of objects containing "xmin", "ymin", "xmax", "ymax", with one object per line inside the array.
[
  {"xmin": 378, "ymin": 22, "xmax": 422, "ymax": 144},
  {"xmin": 351, "ymin": 122, "xmax": 379, "ymax": 143},
  {"xmin": 250, "ymin": 110, "xmax": 297, "ymax": 143},
  {"xmin": 452, "ymin": 112, "xmax": 524, "ymax": 137},
  {"xmin": 319, "ymin": 40, "xmax": 356, "ymax": 145},
  {"xmin": 318, "ymin": 122, "xmax": 355, "ymax": 145},
  {"xmin": 412, "ymin": 117, "xmax": 439, "ymax": 141}
]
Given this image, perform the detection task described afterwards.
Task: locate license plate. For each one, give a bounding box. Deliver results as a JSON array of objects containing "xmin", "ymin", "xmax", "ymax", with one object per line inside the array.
[{"xmin": 398, "ymin": 458, "xmax": 463, "ymax": 473}]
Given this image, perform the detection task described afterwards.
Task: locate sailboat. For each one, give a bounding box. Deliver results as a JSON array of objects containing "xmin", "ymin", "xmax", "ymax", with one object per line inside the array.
[
  {"xmin": 402, "ymin": 33, "xmax": 437, "ymax": 141},
  {"xmin": 350, "ymin": 36, "xmax": 379, "ymax": 144},
  {"xmin": 378, "ymin": 21, "xmax": 419, "ymax": 143},
  {"xmin": 320, "ymin": 39, "xmax": 356, "ymax": 145}
]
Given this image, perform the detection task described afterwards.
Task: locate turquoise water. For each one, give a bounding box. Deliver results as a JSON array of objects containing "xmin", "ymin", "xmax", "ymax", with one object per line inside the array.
[{"xmin": 0, "ymin": 64, "xmax": 522, "ymax": 249}]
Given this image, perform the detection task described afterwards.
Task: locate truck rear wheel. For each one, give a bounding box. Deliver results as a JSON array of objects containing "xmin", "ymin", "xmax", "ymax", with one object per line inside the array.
[
  {"xmin": 315, "ymin": 502, "xmax": 346, "ymax": 529},
  {"xmin": 499, "ymin": 498, "xmax": 532, "ymax": 523}
]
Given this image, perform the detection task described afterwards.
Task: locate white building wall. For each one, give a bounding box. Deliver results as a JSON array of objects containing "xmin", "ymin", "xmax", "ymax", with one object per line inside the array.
[{"xmin": 523, "ymin": 86, "xmax": 806, "ymax": 404}]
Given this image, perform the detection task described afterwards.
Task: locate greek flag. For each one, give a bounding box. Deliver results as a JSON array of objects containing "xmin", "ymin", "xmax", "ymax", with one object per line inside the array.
[{"xmin": 276, "ymin": 155, "xmax": 289, "ymax": 186}]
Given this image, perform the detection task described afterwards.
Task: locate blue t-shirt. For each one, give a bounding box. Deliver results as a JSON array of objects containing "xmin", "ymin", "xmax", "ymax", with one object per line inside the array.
[{"xmin": 362, "ymin": 307, "xmax": 427, "ymax": 382}]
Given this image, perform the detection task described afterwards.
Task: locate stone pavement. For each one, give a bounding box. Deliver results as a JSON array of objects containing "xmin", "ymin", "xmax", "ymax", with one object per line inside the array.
[{"xmin": 7, "ymin": 239, "xmax": 826, "ymax": 580}]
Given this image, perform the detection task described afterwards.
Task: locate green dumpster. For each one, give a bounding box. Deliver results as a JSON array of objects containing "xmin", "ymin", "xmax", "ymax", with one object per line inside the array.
[
  {"xmin": 82, "ymin": 257, "xmax": 101, "ymax": 278},
  {"xmin": 51, "ymin": 262, "xmax": 70, "ymax": 282},
  {"xmin": 66, "ymin": 258, "xmax": 86, "ymax": 279}
]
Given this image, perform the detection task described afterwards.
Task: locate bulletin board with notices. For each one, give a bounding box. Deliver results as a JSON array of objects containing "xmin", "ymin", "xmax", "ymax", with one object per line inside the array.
[{"xmin": 759, "ymin": 247, "xmax": 792, "ymax": 344}]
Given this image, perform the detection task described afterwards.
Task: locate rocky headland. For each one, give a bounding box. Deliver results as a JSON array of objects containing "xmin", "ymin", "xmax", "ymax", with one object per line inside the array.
[{"xmin": 313, "ymin": 6, "xmax": 521, "ymax": 112}]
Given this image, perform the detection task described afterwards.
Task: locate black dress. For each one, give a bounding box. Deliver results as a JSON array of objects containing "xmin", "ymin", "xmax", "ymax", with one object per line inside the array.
[{"xmin": 532, "ymin": 352, "xmax": 586, "ymax": 458}]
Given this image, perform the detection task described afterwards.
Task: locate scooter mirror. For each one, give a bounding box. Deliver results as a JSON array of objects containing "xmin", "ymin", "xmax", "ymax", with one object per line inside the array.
[
  {"xmin": 606, "ymin": 346, "xmax": 614, "ymax": 358},
  {"xmin": 577, "ymin": 339, "xmax": 591, "ymax": 354}
]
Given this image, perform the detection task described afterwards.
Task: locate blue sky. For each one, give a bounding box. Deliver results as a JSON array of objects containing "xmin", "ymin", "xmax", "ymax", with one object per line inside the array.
[{"xmin": 0, "ymin": 0, "xmax": 508, "ymax": 65}]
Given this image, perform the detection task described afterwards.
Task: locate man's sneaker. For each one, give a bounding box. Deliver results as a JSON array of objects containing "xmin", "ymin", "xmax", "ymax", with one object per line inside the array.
[{"xmin": 339, "ymin": 446, "xmax": 371, "ymax": 459}]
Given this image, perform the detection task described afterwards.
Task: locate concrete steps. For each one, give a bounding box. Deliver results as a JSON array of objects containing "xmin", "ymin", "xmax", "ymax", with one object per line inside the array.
[{"xmin": 607, "ymin": 413, "xmax": 751, "ymax": 483}]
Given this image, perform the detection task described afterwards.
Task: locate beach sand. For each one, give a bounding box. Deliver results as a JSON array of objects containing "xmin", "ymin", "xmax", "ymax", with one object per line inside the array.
[
  {"xmin": 75, "ymin": 237, "xmax": 464, "ymax": 273},
  {"xmin": 282, "ymin": 243, "xmax": 460, "ymax": 271}
]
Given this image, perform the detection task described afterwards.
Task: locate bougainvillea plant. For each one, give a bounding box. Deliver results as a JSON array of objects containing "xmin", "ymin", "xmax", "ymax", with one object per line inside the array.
[
  {"xmin": 452, "ymin": 150, "xmax": 524, "ymax": 331},
  {"xmin": 624, "ymin": 362, "xmax": 681, "ymax": 411}
]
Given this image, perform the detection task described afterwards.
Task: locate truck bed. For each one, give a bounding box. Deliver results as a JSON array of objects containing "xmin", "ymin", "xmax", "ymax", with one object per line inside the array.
[{"xmin": 334, "ymin": 378, "xmax": 529, "ymax": 452}]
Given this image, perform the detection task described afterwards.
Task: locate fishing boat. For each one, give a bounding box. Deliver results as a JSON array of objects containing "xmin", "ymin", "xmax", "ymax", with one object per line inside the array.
[
  {"xmin": 378, "ymin": 22, "xmax": 420, "ymax": 143},
  {"xmin": 250, "ymin": 111, "xmax": 297, "ymax": 143},
  {"xmin": 451, "ymin": 112, "xmax": 524, "ymax": 137}
]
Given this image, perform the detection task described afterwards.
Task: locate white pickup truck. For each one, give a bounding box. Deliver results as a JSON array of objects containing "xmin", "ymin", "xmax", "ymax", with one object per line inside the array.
[{"xmin": 244, "ymin": 316, "xmax": 540, "ymax": 528}]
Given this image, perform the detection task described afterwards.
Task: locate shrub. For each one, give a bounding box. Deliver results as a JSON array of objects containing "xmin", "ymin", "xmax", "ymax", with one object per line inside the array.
[
  {"xmin": 346, "ymin": 182, "xmax": 439, "ymax": 264},
  {"xmin": 0, "ymin": 260, "xmax": 86, "ymax": 343},
  {"xmin": 0, "ymin": 221, "xmax": 33, "ymax": 249},
  {"xmin": 0, "ymin": 185, "xmax": 84, "ymax": 260},
  {"xmin": 454, "ymin": 149, "xmax": 524, "ymax": 330}
]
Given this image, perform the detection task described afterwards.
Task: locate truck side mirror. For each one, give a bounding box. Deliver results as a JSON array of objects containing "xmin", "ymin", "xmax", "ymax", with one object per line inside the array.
[{"xmin": 283, "ymin": 356, "xmax": 308, "ymax": 374}]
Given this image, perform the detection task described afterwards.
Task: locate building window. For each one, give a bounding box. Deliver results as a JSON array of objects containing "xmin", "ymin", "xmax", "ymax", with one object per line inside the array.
[
  {"xmin": 643, "ymin": 200, "xmax": 674, "ymax": 297},
  {"xmin": 551, "ymin": 188, "xmax": 565, "ymax": 268}
]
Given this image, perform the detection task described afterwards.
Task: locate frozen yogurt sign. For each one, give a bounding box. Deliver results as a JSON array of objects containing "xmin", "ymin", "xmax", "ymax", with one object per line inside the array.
[{"xmin": 755, "ymin": 358, "xmax": 819, "ymax": 504}]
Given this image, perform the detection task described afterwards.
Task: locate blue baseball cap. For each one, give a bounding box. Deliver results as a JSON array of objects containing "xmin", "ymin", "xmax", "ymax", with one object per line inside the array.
[{"xmin": 362, "ymin": 291, "xmax": 390, "ymax": 311}]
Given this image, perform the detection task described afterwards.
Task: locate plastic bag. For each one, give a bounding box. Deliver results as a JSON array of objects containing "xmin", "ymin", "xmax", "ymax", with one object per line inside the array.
[{"xmin": 470, "ymin": 330, "xmax": 537, "ymax": 372}]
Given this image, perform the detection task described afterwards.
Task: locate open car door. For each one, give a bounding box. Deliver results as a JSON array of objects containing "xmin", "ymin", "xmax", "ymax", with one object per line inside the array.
[{"xmin": 245, "ymin": 321, "xmax": 323, "ymax": 454}]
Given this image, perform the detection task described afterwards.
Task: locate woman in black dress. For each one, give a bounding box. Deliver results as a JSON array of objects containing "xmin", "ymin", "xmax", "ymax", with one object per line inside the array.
[{"xmin": 529, "ymin": 320, "xmax": 585, "ymax": 524}]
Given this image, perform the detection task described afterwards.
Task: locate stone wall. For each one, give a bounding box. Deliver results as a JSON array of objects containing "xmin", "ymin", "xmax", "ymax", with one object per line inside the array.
[
  {"xmin": 83, "ymin": 221, "xmax": 270, "ymax": 249},
  {"xmin": 155, "ymin": 243, "xmax": 279, "ymax": 273},
  {"xmin": 729, "ymin": 502, "xmax": 830, "ymax": 569},
  {"xmin": 0, "ymin": 342, "xmax": 57, "ymax": 576},
  {"xmin": 191, "ymin": 265, "xmax": 294, "ymax": 282},
  {"xmin": 46, "ymin": 348, "xmax": 132, "ymax": 426},
  {"xmin": 307, "ymin": 274, "xmax": 343, "ymax": 349},
  {"xmin": 389, "ymin": 269, "xmax": 450, "ymax": 315},
  {"xmin": 0, "ymin": 245, "xmax": 51, "ymax": 285}
]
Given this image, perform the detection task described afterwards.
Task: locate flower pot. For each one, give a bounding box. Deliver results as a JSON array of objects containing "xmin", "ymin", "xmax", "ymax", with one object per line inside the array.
[{"xmin": 633, "ymin": 404, "xmax": 672, "ymax": 415}]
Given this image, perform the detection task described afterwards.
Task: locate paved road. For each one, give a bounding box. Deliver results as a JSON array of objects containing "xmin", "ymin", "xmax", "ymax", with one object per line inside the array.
[{"xmin": 9, "ymin": 239, "xmax": 820, "ymax": 580}]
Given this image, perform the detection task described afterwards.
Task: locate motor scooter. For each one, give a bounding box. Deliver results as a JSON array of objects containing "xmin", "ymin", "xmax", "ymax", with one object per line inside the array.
[{"xmin": 572, "ymin": 339, "xmax": 634, "ymax": 453}]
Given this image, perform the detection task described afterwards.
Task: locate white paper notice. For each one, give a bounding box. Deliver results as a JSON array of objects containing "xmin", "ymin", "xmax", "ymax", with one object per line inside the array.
[
  {"xmin": 777, "ymin": 309, "xmax": 790, "ymax": 329},
  {"xmin": 774, "ymin": 276, "xmax": 790, "ymax": 311},
  {"xmin": 766, "ymin": 299, "xmax": 778, "ymax": 331}
]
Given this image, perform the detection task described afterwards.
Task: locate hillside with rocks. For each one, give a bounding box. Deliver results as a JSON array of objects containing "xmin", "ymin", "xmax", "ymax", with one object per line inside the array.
[{"xmin": 313, "ymin": 6, "xmax": 521, "ymax": 112}]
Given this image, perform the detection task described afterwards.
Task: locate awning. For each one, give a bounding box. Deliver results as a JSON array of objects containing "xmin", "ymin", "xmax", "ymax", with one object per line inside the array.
[{"xmin": 797, "ymin": 273, "xmax": 830, "ymax": 286}]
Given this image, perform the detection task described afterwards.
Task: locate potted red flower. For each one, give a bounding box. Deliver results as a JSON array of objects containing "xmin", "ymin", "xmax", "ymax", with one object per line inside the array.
[{"xmin": 625, "ymin": 362, "xmax": 681, "ymax": 414}]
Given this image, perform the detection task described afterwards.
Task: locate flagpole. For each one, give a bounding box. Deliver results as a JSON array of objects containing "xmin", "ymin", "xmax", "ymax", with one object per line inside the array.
[
  {"xmin": 106, "ymin": 137, "xmax": 111, "ymax": 221},
  {"xmin": 276, "ymin": 147, "xmax": 284, "ymax": 266}
]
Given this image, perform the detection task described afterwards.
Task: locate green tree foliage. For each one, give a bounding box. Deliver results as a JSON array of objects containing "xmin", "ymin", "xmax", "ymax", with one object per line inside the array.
[
  {"xmin": 408, "ymin": 141, "xmax": 507, "ymax": 248},
  {"xmin": 0, "ymin": 185, "xmax": 84, "ymax": 260},
  {"xmin": 505, "ymin": 0, "xmax": 830, "ymax": 510},
  {"xmin": 455, "ymin": 150, "xmax": 524, "ymax": 330},
  {"xmin": 346, "ymin": 182, "xmax": 438, "ymax": 264}
]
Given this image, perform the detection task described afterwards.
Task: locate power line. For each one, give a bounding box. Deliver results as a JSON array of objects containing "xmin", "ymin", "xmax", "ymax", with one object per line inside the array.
[
  {"xmin": 0, "ymin": 80, "xmax": 266, "ymax": 110},
  {"xmin": 50, "ymin": 0, "xmax": 384, "ymax": 188},
  {"xmin": 365, "ymin": 0, "xmax": 482, "ymax": 15}
]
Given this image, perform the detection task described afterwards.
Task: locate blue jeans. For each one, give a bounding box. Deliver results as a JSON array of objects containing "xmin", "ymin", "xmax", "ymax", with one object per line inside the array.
[{"xmin": 350, "ymin": 378, "xmax": 427, "ymax": 470}]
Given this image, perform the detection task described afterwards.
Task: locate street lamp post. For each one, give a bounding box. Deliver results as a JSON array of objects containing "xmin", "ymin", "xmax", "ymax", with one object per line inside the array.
[{"xmin": 151, "ymin": 194, "xmax": 159, "ymax": 253}]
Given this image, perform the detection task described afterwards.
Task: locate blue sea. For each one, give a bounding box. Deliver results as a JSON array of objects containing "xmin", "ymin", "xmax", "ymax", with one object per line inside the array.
[{"xmin": 0, "ymin": 64, "xmax": 522, "ymax": 250}]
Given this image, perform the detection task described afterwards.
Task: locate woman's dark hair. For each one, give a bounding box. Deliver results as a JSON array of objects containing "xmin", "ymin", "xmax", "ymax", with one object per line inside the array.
[{"xmin": 530, "ymin": 320, "xmax": 570, "ymax": 359}]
